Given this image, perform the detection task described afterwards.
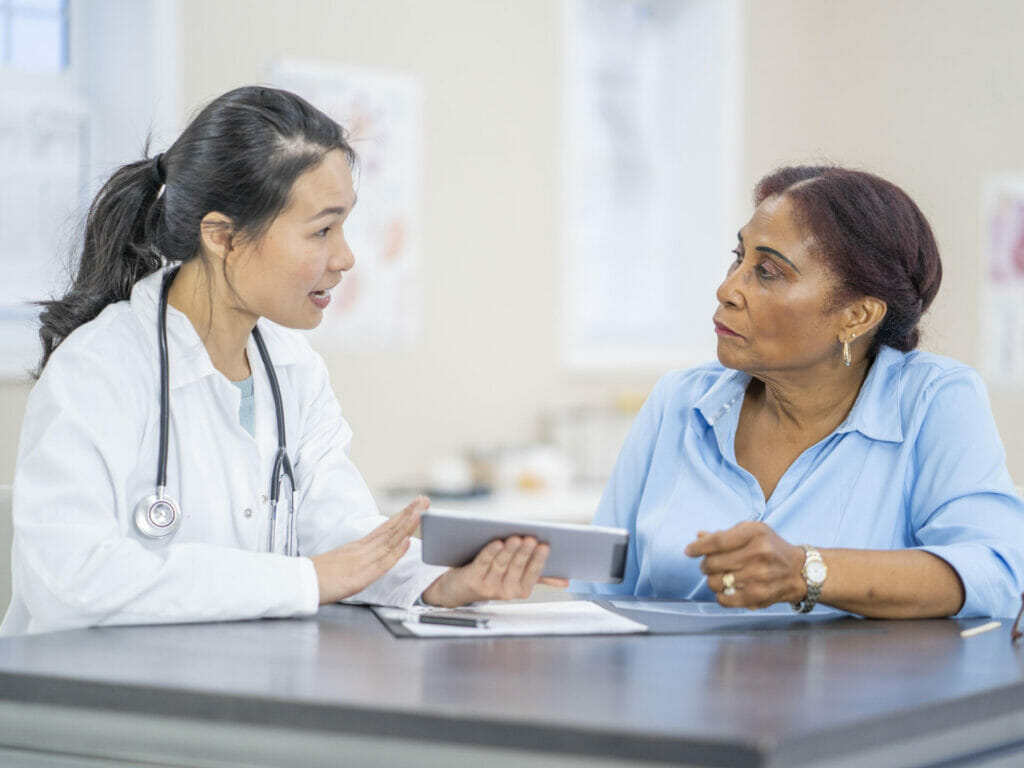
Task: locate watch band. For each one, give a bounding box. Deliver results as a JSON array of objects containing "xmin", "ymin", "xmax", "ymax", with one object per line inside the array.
[{"xmin": 792, "ymin": 544, "xmax": 826, "ymax": 614}]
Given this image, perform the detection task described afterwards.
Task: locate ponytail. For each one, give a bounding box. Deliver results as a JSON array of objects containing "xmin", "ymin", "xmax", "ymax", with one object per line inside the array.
[{"xmin": 37, "ymin": 154, "xmax": 165, "ymax": 373}]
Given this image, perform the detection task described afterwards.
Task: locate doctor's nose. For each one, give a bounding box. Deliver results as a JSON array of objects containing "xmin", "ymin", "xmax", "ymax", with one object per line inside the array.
[{"xmin": 331, "ymin": 234, "xmax": 356, "ymax": 273}]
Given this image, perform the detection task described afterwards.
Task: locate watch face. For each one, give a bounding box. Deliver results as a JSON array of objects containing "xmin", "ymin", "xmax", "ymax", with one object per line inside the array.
[{"xmin": 805, "ymin": 561, "xmax": 827, "ymax": 585}]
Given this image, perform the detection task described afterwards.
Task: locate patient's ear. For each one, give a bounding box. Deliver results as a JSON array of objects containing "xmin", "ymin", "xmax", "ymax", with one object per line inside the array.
[{"xmin": 841, "ymin": 296, "xmax": 887, "ymax": 340}]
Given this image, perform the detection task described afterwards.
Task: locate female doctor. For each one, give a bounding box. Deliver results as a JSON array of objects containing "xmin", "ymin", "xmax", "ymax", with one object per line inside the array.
[{"xmin": 1, "ymin": 86, "xmax": 562, "ymax": 636}]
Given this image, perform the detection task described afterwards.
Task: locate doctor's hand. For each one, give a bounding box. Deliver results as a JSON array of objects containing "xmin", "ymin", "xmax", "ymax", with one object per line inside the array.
[
  {"xmin": 684, "ymin": 521, "xmax": 806, "ymax": 610},
  {"xmin": 309, "ymin": 496, "xmax": 427, "ymax": 605},
  {"xmin": 420, "ymin": 536, "xmax": 570, "ymax": 608}
]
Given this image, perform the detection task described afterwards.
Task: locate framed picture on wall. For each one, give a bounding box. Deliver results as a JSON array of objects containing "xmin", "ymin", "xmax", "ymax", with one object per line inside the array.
[{"xmin": 980, "ymin": 176, "xmax": 1024, "ymax": 387}]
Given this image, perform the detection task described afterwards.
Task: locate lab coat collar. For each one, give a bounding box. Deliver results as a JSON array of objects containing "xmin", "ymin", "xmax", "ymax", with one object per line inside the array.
[
  {"xmin": 130, "ymin": 267, "xmax": 301, "ymax": 391},
  {"xmin": 693, "ymin": 345, "xmax": 905, "ymax": 444}
]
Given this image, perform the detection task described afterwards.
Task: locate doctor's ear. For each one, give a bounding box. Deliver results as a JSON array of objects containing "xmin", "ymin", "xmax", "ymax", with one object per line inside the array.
[{"xmin": 199, "ymin": 212, "xmax": 237, "ymax": 260}]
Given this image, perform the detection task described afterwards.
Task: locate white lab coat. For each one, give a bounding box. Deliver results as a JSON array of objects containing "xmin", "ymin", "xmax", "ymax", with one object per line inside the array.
[{"xmin": 1, "ymin": 268, "xmax": 445, "ymax": 636}]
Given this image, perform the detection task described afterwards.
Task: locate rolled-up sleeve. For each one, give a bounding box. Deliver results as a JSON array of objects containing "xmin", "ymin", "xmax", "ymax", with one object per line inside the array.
[{"xmin": 908, "ymin": 368, "xmax": 1024, "ymax": 618}]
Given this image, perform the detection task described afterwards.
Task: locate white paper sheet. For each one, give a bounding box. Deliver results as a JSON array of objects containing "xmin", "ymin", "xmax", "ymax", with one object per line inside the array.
[{"xmin": 374, "ymin": 600, "xmax": 648, "ymax": 638}]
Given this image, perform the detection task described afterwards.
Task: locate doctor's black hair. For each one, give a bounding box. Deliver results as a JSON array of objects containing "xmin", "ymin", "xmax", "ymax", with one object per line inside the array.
[{"xmin": 35, "ymin": 85, "xmax": 356, "ymax": 374}]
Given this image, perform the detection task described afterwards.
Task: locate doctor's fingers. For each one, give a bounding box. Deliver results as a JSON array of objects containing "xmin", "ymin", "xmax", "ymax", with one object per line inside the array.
[
  {"xmin": 497, "ymin": 538, "xmax": 543, "ymax": 596},
  {"xmin": 515, "ymin": 542, "xmax": 551, "ymax": 593},
  {"xmin": 311, "ymin": 535, "xmax": 412, "ymax": 603},
  {"xmin": 479, "ymin": 537, "xmax": 526, "ymax": 589},
  {"xmin": 467, "ymin": 539, "xmax": 506, "ymax": 574},
  {"xmin": 366, "ymin": 503, "xmax": 422, "ymax": 548},
  {"xmin": 368, "ymin": 534, "xmax": 413, "ymax": 572}
]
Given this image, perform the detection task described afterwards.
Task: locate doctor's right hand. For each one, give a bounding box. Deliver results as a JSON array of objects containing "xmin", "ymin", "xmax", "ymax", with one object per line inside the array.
[{"xmin": 309, "ymin": 496, "xmax": 427, "ymax": 605}]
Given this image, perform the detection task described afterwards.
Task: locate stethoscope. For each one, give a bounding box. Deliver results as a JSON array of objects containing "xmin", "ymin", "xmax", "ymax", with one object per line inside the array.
[{"xmin": 133, "ymin": 266, "xmax": 299, "ymax": 556}]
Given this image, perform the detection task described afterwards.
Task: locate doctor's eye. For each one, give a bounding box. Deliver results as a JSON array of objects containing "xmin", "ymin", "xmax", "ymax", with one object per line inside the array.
[{"xmin": 314, "ymin": 227, "xmax": 331, "ymax": 238}]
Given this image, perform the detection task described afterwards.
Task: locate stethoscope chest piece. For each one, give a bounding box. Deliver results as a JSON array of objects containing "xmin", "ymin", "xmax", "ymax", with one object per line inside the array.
[{"xmin": 134, "ymin": 492, "xmax": 181, "ymax": 539}]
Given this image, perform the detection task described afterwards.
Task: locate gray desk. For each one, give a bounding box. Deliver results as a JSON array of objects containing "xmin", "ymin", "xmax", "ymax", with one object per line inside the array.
[{"xmin": 0, "ymin": 601, "xmax": 1022, "ymax": 768}]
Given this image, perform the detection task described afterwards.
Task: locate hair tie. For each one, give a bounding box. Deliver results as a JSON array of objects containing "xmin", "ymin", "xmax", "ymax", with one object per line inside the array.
[{"xmin": 150, "ymin": 153, "xmax": 166, "ymax": 187}]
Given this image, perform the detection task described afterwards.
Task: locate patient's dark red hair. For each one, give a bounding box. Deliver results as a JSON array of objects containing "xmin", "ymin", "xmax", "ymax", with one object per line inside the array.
[{"xmin": 754, "ymin": 166, "xmax": 942, "ymax": 353}]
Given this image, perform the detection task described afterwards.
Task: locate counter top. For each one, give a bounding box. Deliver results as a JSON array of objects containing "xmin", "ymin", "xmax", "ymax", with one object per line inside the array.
[{"xmin": 0, "ymin": 600, "xmax": 1022, "ymax": 767}]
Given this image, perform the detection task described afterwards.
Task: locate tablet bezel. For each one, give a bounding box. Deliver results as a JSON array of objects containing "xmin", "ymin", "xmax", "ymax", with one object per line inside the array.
[{"xmin": 420, "ymin": 508, "xmax": 628, "ymax": 583}]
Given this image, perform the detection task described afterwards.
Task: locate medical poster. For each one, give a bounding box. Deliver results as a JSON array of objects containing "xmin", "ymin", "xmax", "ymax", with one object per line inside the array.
[
  {"xmin": 564, "ymin": 0, "xmax": 738, "ymax": 370},
  {"xmin": 980, "ymin": 177, "xmax": 1024, "ymax": 386},
  {"xmin": 268, "ymin": 60, "xmax": 421, "ymax": 349}
]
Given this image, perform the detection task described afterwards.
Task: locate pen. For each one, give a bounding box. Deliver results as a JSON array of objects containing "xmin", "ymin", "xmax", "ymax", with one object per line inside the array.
[
  {"xmin": 960, "ymin": 621, "xmax": 1001, "ymax": 639},
  {"xmin": 419, "ymin": 614, "xmax": 490, "ymax": 628}
]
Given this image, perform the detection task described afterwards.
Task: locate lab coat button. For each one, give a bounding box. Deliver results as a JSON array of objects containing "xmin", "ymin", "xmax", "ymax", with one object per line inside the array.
[{"xmin": 243, "ymin": 508, "xmax": 254, "ymax": 518}]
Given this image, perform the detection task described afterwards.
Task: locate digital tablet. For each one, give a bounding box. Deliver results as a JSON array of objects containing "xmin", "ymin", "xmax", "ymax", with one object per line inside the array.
[{"xmin": 420, "ymin": 508, "xmax": 629, "ymax": 583}]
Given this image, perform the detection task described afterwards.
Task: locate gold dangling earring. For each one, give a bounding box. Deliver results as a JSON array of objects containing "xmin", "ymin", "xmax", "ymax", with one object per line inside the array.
[{"xmin": 842, "ymin": 338, "xmax": 852, "ymax": 367}]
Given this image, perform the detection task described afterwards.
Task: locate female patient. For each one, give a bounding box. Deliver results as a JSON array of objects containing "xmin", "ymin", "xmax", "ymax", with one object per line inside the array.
[
  {"xmin": 2, "ymin": 86, "xmax": 561, "ymax": 636},
  {"xmin": 575, "ymin": 166, "xmax": 1024, "ymax": 618}
]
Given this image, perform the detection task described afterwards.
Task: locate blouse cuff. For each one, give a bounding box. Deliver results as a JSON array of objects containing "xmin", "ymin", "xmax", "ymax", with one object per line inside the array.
[{"xmin": 916, "ymin": 544, "xmax": 1012, "ymax": 619}]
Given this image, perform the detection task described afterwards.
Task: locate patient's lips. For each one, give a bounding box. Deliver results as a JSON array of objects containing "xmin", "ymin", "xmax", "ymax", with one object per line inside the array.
[{"xmin": 713, "ymin": 319, "xmax": 743, "ymax": 338}]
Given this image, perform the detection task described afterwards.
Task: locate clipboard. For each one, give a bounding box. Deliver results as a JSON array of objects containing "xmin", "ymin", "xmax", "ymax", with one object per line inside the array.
[{"xmin": 371, "ymin": 601, "xmax": 648, "ymax": 638}]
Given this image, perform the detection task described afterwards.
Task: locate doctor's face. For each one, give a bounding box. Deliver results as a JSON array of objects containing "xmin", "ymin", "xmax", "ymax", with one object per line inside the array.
[
  {"xmin": 712, "ymin": 194, "xmax": 847, "ymax": 376},
  {"xmin": 228, "ymin": 148, "xmax": 356, "ymax": 330}
]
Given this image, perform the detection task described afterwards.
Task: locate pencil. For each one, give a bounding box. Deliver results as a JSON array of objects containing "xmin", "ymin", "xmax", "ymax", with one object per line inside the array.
[{"xmin": 959, "ymin": 621, "xmax": 1001, "ymax": 638}]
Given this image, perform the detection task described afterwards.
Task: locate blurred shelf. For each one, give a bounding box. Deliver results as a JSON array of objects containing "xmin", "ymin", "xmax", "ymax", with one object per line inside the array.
[{"xmin": 377, "ymin": 484, "xmax": 603, "ymax": 525}]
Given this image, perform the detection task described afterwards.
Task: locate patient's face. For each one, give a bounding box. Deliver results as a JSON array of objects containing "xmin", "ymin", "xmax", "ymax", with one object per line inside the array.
[{"xmin": 712, "ymin": 194, "xmax": 847, "ymax": 376}]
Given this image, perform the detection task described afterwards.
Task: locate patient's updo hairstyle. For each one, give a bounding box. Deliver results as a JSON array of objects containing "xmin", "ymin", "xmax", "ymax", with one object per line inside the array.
[
  {"xmin": 754, "ymin": 165, "xmax": 942, "ymax": 354},
  {"xmin": 37, "ymin": 85, "xmax": 356, "ymax": 373}
]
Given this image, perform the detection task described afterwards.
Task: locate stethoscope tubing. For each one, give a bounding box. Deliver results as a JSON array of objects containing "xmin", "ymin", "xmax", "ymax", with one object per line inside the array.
[
  {"xmin": 252, "ymin": 324, "xmax": 297, "ymax": 553},
  {"xmin": 157, "ymin": 269, "xmax": 173, "ymax": 494},
  {"xmin": 138, "ymin": 266, "xmax": 298, "ymax": 554}
]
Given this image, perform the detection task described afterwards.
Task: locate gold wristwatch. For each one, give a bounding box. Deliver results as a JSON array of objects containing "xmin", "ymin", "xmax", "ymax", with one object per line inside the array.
[{"xmin": 792, "ymin": 545, "xmax": 827, "ymax": 613}]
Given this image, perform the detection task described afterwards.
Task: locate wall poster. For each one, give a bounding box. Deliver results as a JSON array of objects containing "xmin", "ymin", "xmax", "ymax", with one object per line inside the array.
[
  {"xmin": 269, "ymin": 60, "xmax": 422, "ymax": 349},
  {"xmin": 980, "ymin": 177, "xmax": 1024, "ymax": 386}
]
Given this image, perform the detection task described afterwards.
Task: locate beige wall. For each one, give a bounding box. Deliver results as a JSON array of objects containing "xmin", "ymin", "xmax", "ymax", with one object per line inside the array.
[
  {"xmin": 740, "ymin": 0, "xmax": 1024, "ymax": 480},
  {"xmin": 175, "ymin": 0, "xmax": 655, "ymax": 492},
  {"xmin": 1, "ymin": 0, "xmax": 1022, "ymax": 488}
]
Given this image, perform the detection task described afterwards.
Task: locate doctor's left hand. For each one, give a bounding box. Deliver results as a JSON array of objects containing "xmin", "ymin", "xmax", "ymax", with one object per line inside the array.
[
  {"xmin": 310, "ymin": 496, "xmax": 427, "ymax": 604},
  {"xmin": 420, "ymin": 536, "xmax": 570, "ymax": 608}
]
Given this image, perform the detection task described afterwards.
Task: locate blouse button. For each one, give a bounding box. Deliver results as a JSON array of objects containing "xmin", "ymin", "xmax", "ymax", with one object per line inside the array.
[{"xmin": 243, "ymin": 508, "xmax": 254, "ymax": 518}]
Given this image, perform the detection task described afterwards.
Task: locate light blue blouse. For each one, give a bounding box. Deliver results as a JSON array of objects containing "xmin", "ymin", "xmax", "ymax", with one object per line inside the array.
[{"xmin": 573, "ymin": 346, "xmax": 1024, "ymax": 618}]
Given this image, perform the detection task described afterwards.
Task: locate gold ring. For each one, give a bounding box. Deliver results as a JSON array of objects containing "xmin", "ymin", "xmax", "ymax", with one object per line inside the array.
[{"xmin": 722, "ymin": 572, "xmax": 736, "ymax": 595}]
